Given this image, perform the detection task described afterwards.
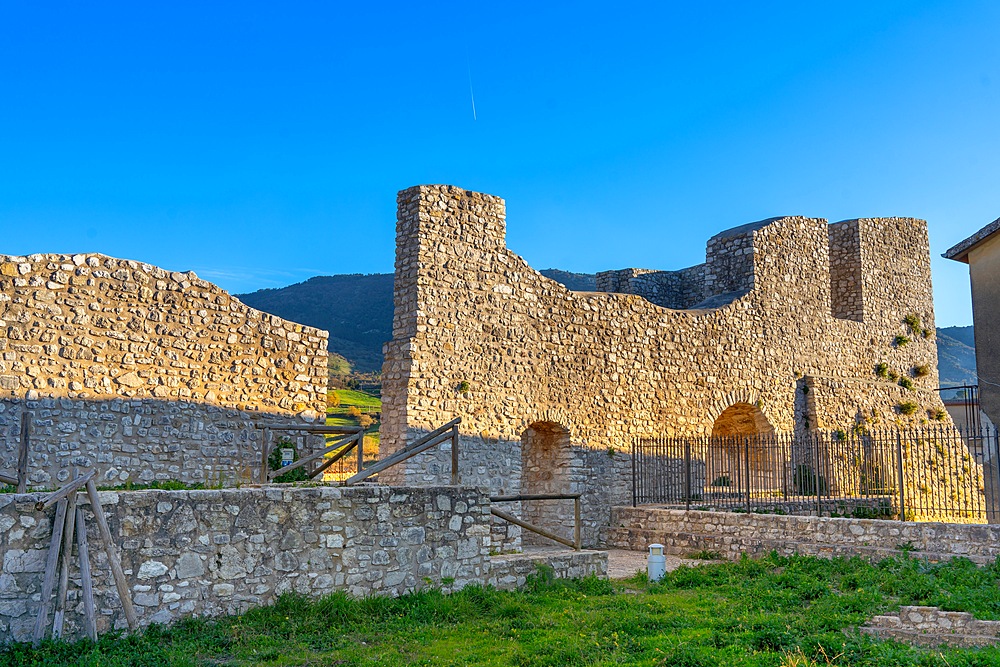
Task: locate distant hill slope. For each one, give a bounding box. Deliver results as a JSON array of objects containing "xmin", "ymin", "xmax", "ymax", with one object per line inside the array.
[
  {"xmin": 240, "ymin": 275, "xmax": 977, "ymax": 386},
  {"xmin": 936, "ymin": 325, "xmax": 977, "ymax": 387},
  {"xmin": 238, "ymin": 274, "xmax": 395, "ymax": 373},
  {"xmin": 237, "ymin": 269, "xmax": 592, "ymax": 372}
]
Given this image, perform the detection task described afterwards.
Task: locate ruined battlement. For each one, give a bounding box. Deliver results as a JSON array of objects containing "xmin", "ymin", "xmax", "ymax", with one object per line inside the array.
[
  {"xmin": 381, "ymin": 185, "xmax": 946, "ymax": 545},
  {"xmin": 596, "ymin": 215, "xmax": 932, "ymax": 324}
]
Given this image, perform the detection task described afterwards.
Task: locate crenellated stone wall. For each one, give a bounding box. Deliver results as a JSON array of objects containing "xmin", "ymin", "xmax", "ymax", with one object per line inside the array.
[
  {"xmin": 0, "ymin": 253, "xmax": 329, "ymax": 487},
  {"xmin": 380, "ymin": 185, "xmax": 958, "ymax": 547}
]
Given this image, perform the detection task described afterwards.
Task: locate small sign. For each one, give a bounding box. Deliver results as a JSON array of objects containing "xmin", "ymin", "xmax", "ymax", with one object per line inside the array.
[{"xmin": 281, "ymin": 448, "xmax": 295, "ymax": 467}]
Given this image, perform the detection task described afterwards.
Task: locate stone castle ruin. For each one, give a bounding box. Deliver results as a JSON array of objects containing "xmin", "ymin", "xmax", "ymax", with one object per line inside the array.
[
  {"xmin": 381, "ymin": 184, "xmax": 964, "ymax": 544},
  {"xmin": 0, "ymin": 253, "xmax": 329, "ymax": 488}
]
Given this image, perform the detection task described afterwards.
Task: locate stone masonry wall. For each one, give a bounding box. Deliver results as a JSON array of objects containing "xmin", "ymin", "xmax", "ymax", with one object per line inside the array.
[
  {"xmin": 0, "ymin": 253, "xmax": 329, "ymax": 487},
  {"xmin": 380, "ymin": 185, "xmax": 956, "ymax": 548},
  {"xmin": 0, "ymin": 485, "xmax": 492, "ymax": 643},
  {"xmin": 604, "ymin": 506, "xmax": 1000, "ymax": 563}
]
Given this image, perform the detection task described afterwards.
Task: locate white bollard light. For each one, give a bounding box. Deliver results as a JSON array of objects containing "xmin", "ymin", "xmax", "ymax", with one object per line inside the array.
[{"xmin": 647, "ymin": 543, "xmax": 666, "ymax": 582}]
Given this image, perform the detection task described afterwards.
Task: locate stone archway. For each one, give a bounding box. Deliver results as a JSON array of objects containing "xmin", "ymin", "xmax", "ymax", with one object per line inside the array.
[
  {"xmin": 521, "ymin": 421, "xmax": 575, "ymax": 545},
  {"xmin": 708, "ymin": 403, "xmax": 780, "ymax": 493},
  {"xmin": 711, "ymin": 402, "xmax": 774, "ymax": 437}
]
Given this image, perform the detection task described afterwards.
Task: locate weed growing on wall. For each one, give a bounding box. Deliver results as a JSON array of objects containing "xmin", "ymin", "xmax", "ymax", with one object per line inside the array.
[{"xmin": 268, "ymin": 438, "xmax": 310, "ymax": 483}]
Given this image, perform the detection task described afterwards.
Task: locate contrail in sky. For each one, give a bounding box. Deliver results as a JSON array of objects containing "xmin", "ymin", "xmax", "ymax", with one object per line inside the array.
[{"xmin": 468, "ymin": 60, "xmax": 477, "ymax": 121}]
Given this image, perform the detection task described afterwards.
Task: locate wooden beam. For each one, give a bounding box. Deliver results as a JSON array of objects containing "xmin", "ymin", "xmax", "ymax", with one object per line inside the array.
[
  {"xmin": 268, "ymin": 433, "xmax": 357, "ymax": 480},
  {"xmin": 0, "ymin": 470, "xmax": 17, "ymax": 486},
  {"xmin": 84, "ymin": 479, "xmax": 138, "ymax": 630},
  {"xmin": 17, "ymin": 414, "xmax": 30, "ymax": 493},
  {"xmin": 489, "ymin": 507, "xmax": 578, "ymax": 551},
  {"xmin": 75, "ymin": 508, "xmax": 97, "ymax": 641},
  {"xmin": 52, "ymin": 476, "xmax": 80, "ymax": 639},
  {"xmin": 32, "ymin": 498, "xmax": 69, "ymax": 646},
  {"xmin": 307, "ymin": 434, "xmax": 360, "ymax": 480},
  {"xmin": 35, "ymin": 470, "xmax": 97, "ymax": 511},
  {"xmin": 343, "ymin": 429, "xmax": 454, "ymax": 485}
]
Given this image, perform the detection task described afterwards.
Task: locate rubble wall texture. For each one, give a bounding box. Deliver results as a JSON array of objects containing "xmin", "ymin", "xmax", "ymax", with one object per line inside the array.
[
  {"xmin": 381, "ymin": 185, "xmax": 954, "ymax": 546},
  {"xmin": 604, "ymin": 506, "xmax": 1000, "ymax": 563},
  {"xmin": 0, "ymin": 485, "xmax": 492, "ymax": 643},
  {"xmin": 0, "ymin": 254, "xmax": 329, "ymax": 487}
]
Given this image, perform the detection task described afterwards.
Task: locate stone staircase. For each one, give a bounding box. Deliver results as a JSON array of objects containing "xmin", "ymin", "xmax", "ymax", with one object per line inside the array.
[{"xmin": 860, "ymin": 606, "xmax": 1000, "ymax": 648}]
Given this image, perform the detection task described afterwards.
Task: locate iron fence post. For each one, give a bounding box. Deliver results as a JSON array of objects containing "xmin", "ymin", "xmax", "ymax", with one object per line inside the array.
[
  {"xmin": 450, "ymin": 423, "xmax": 459, "ymax": 485},
  {"xmin": 684, "ymin": 440, "xmax": 692, "ymax": 511},
  {"xmin": 631, "ymin": 439, "xmax": 637, "ymax": 507},
  {"xmin": 896, "ymin": 430, "xmax": 906, "ymax": 521},
  {"xmin": 744, "ymin": 437, "xmax": 752, "ymax": 514},
  {"xmin": 813, "ymin": 433, "xmax": 821, "ymax": 516},
  {"xmin": 574, "ymin": 497, "xmax": 582, "ymax": 551}
]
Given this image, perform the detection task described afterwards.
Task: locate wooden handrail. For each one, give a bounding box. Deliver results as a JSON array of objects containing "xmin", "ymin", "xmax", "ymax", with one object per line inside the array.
[
  {"xmin": 489, "ymin": 494, "xmax": 582, "ymax": 551},
  {"xmin": 398, "ymin": 418, "xmax": 461, "ymax": 455},
  {"xmin": 0, "ymin": 470, "xmax": 17, "ymax": 486},
  {"xmin": 343, "ymin": 419, "xmax": 461, "ymax": 486},
  {"xmin": 268, "ymin": 432, "xmax": 360, "ymax": 480},
  {"xmin": 490, "ymin": 493, "xmax": 581, "ymax": 502},
  {"xmin": 253, "ymin": 423, "xmax": 362, "ymax": 434}
]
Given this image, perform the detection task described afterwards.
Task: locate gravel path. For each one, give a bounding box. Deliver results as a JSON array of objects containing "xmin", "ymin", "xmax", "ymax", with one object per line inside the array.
[{"xmin": 606, "ymin": 549, "xmax": 705, "ymax": 579}]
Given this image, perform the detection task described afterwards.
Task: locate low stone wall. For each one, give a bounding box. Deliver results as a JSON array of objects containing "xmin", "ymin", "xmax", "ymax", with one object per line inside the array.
[
  {"xmin": 488, "ymin": 548, "xmax": 607, "ymax": 591},
  {"xmin": 603, "ymin": 507, "xmax": 1000, "ymax": 563},
  {"xmin": 1, "ymin": 485, "xmax": 492, "ymax": 643},
  {"xmin": 861, "ymin": 606, "xmax": 1000, "ymax": 648}
]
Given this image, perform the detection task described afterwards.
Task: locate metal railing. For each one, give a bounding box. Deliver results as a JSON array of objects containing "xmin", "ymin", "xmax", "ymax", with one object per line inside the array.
[
  {"xmin": 490, "ymin": 493, "xmax": 582, "ymax": 551},
  {"xmin": 633, "ymin": 424, "xmax": 1000, "ymax": 522}
]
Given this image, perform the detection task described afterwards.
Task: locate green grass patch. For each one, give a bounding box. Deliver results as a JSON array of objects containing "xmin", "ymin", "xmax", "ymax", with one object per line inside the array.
[
  {"xmin": 330, "ymin": 389, "xmax": 382, "ymax": 410},
  {"xmin": 8, "ymin": 554, "xmax": 1000, "ymax": 665}
]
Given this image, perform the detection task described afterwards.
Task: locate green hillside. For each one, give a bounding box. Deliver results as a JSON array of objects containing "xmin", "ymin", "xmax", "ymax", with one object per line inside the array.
[{"xmin": 936, "ymin": 325, "xmax": 977, "ymax": 388}]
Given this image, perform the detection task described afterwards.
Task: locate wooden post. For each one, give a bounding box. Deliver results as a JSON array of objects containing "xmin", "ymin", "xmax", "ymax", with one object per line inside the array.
[
  {"xmin": 260, "ymin": 427, "xmax": 271, "ymax": 483},
  {"xmin": 52, "ymin": 474, "xmax": 80, "ymax": 639},
  {"xmin": 84, "ymin": 479, "xmax": 138, "ymax": 630},
  {"xmin": 450, "ymin": 423, "xmax": 459, "ymax": 486},
  {"xmin": 17, "ymin": 413, "xmax": 30, "ymax": 493},
  {"xmin": 356, "ymin": 429, "xmax": 365, "ymax": 477},
  {"xmin": 32, "ymin": 498, "xmax": 69, "ymax": 646},
  {"xmin": 75, "ymin": 508, "xmax": 97, "ymax": 641},
  {"xmin": 573, "ymin": 497, "xmax": 582, "ymax": 551}
]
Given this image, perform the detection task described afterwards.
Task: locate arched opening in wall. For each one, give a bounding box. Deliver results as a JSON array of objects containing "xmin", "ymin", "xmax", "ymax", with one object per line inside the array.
[
  {"xmin": 707, "ymin": 403, "xmax": 782, "ymax": 495},
  {"xmin": 521, "ymin": 421, "xmax": 577, "ymax": 546}
]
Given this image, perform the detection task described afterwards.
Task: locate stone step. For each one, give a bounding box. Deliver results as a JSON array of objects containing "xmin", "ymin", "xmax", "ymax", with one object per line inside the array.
[{"xmin": 860, "ymin": 626, "xmax": 1000, "ymax": 649}]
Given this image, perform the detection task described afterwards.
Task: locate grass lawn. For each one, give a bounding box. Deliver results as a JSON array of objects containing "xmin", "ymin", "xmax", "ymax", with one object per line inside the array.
[
  {"xmin": 7, "ymin": 553, "xmax": 1000, "ymax": 666},
  {"xmin": 326, "ymin": 389, "xmax": 382, "ymax": 451},
  {"xmin": 330, "ymin": 389, "xmax": 382, "ymax": 410}
]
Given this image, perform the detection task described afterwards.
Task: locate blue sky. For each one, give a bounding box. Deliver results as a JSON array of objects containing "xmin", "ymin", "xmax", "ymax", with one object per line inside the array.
[{"xmin": 1, "ymin": 1, "xmax": 997, "ymax": 326}]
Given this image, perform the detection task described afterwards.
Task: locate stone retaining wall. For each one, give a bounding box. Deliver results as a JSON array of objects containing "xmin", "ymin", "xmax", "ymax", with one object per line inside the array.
[
  {"xmin": 0, "ymin": 485, "xmax": 492, "ymax": 643},
  {"xmin": 0, "ymin": 253, "xmax": 329, "ymax": 487},
  {"xmin": 603, "ymin": 507, "xmax": 1000, "ymax": 563},
  {"xmin": 861, "ymin": 606, "xmax": 1000, "ymax": 648}
]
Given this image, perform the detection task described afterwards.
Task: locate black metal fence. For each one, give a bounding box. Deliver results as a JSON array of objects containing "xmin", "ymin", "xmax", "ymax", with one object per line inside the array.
[{"xmin": 632, "ymin": 424, "xmax": 1000, "ymax": 522}]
